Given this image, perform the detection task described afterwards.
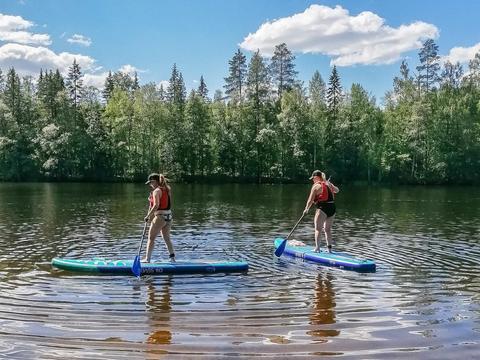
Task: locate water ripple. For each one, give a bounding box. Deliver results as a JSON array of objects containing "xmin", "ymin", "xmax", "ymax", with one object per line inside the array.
[{"xmin": 0, "ymin": 183, "xmax": 478, "ymax": 359}]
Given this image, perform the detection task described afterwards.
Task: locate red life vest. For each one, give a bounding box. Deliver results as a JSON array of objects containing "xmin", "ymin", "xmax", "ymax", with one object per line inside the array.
[
  {"xmin": 313, "ymin": 180, "xmax": 335, "ymax": 203},
  {"xmin": 149, "ymin": 186, "xmax": 171, "ymax": 210}
]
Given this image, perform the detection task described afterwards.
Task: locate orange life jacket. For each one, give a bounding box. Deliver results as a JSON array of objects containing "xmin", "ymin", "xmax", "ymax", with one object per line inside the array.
[
  {"xmin": 313, "ymin": 180, "xmax": 335, "ymax": 203},
  {"xmin": 149, "ymin": 186, "xmax": 171, "ymax": 210}
]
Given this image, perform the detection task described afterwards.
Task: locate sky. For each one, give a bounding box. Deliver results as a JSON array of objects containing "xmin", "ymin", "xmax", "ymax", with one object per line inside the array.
[{"xmin": 1, "ymin": 0, "xmax": 480, "ymax": 103}]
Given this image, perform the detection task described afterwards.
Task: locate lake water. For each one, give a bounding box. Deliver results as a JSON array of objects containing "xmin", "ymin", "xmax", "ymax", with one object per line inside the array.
[{"xmin": 0, "ymin": 183, "xmax": 478, "ymax": 359}]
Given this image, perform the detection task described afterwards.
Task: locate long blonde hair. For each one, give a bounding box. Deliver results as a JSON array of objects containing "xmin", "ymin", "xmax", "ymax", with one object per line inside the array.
[{"xmin": 158, "ymin": 174, "xmax": 170, "ymax": 190}]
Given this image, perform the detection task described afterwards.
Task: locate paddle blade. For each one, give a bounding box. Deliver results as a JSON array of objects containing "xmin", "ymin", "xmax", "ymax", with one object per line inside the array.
[
  {"xmin": 132, "ymin": 255, "xmax": 142, "ymax": 277},
  {"xmin": 275, "ymin": 238, "xmax": 287, "ymax": 257}
]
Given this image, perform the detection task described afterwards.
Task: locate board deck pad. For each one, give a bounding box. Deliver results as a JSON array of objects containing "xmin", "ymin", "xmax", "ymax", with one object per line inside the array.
[
  {"xmin": 274, "ymin": 238, "xmax": 376, "ymax": 272},
  {"xmin": 52, "ymin": 258, "xmax": 249, "ymax": 275}
]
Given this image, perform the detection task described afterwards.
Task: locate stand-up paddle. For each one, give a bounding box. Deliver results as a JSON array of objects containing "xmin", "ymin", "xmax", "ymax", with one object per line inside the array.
[
  {"xmin": 132, "ymin": 221, "xmax": 149, "ymax": 277},
  {"xmin": 275, "ymin": 206, "xmax": 310, "ymax": 257}
]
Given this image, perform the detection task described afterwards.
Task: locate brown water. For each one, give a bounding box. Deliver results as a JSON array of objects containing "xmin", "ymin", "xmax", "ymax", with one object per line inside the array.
[{"xmin": 0, "ymin": 183, "xmax": 479, "ymax": 359}]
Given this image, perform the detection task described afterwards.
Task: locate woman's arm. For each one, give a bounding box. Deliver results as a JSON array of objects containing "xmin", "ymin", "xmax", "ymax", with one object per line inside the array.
[
  {"xmin": 303, "ymin": 186, "xmax": 317, "ymax": 214},
  {"xmin": 328, "ymin": 181, "xmax": 339, "ymax": 193},
  {"xmin": 144, "ymin": 188, "xmax": 162, "ymax": 221}
]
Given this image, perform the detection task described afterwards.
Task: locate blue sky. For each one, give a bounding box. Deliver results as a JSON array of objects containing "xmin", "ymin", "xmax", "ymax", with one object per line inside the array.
[{"xmin": 1, "ymin": 0, "xmax": 480, "ymax": 102}]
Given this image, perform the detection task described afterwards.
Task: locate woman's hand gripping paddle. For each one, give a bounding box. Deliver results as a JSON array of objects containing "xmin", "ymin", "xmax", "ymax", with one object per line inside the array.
[
  {"xmin": 275, "ymin": 206, "xmax": 310, "ymax": 257},
  {"xmin": 132, "ymin": 221, "xmax": 149, "ymax": 277}
]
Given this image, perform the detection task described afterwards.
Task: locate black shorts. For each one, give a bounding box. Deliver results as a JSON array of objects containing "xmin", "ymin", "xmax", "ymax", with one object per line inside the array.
[{"xmin": 316, "ymin": 202, "xmax": 336, "ymax": 217}]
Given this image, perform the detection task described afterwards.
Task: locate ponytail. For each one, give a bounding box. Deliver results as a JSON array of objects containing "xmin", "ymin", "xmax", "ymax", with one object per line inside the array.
[{"xmin": 158, "ymin": 174, "xmax": 169, "ymax": 189}]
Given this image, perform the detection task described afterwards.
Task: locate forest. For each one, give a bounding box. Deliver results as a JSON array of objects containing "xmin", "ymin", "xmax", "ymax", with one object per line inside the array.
[{"xmin": 0, "ymin": 39, "xmax": 479, "ymax": 184}]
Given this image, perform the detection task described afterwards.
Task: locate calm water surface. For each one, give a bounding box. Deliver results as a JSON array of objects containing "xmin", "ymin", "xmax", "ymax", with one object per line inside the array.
[{"xmin": 0, "ymin": 183, "xmax": 479, "ymax": 359}]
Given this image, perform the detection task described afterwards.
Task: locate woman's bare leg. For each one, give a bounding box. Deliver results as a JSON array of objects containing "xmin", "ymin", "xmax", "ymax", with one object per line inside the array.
[
  {"xmin": 324, "ymin": 215, "xmax": 335, "ymax": 252},
  {"xmin": 314, "ymin": 210, "xmax": 327, "ymax": 252},
  {"xmin": 161, "ymin": 222, "xmax": 174, "ymax": 258},
  {"xmin": 143, "ymin": 216, "xmax": 164, "ymax": 262}
]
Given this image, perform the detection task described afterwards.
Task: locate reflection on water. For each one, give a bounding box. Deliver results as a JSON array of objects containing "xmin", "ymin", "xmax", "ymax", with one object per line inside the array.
[
  {"xmin": 144, "ymin": 278, "xmax": 172, "ymax": 359},
  {"xmin": 309, "ymin": 273, "xmax": 340, "ymax": 339},
  {"xmin": 0, "ymin": 183, "xmax": 479, "ymax": 359},
  {"xmin": 145, "ymin": 278, "xmax": 172, "ymax": 346}
]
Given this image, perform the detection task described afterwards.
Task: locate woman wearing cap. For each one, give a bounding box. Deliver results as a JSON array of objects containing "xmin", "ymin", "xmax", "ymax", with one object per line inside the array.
[
  {"xmin": 142, "ymin": 173, "xmax": 175, "ymax": 263},
  {"xmin": 303, "ymin": 170, "xmax": 339, "ymax": 253}
]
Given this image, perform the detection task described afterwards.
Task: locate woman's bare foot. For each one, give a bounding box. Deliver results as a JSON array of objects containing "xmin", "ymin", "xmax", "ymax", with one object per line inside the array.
[
  {"xmin": 313, "ymin": 247, "xmax": 320, "ymax": 253},
  {"xmin": 141, "ymin": 258, "xmax": 150, "ymax": 263}
]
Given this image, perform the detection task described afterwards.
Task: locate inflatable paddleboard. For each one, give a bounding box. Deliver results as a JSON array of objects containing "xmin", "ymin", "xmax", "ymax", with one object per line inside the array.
[
  {"xmin": 274, "ymin": 238, "xmax": 376, "ymax": 272},
  {"xmin": 52, "ymin": 258, "xmax": 249, "ymax": 275}
]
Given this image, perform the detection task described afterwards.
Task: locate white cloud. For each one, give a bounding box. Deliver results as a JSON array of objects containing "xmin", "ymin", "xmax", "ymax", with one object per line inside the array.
[
  {"xmin": 82, "ymin": 65, "xmax": 147, "ymax": 89},
  {"xmin": 240, "ymin": 4, "xmax": 438, "ymax": 66},
  {"xmin": 119, "ymin": 64, "xmax": 145, "ymax": 75},
  {"xmin": 0, "ymin": 13, "xmax": 152, "ymax": 91},
  {"xmin": 0, "ymin": 13, "xmax": 31, "ymax": 31},
  {"xmin": 0, "ymin": 43, "xmax": 95, "ymax": 76},
  {"xmin": 443, "ymin": 42, "xmax": 480, "ymax": 64},
  {"xmin": 157, "ymin": 80, "xmax": 169, "ymax": 90},
  {"xmin": 0, "ymin": 13, "xmax": 51, "ymax": 45},
  {"xmin": 67, "ymin": 34, "xmax": 92, "ymax": 47},
  {"xmin": 82, "ymin": 72, "xmax": 108, "ymax": 88}
]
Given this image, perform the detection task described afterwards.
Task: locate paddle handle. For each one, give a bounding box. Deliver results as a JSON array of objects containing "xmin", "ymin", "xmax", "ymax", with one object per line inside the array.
[{"xmin": 136, "ymin": 221, "xmax": 149, "ymax": 257}]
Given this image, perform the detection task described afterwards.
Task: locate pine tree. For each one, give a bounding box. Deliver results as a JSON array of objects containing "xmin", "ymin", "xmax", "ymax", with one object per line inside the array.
[
  {"xmin": 325, "ymin": 65, "xmax": 342, "ymax": 167},
  {"xmin": 0, "ymin": 68, "xmax": 4, "ymax": 93},
  {"xmin": 213, "ymin": 89, "xmax": 224, "ymax": 102},
  {"xmin": 400, "ymin": 60, "xmax": 410, "ymax": 80},
  {"xmin": 270, "ymin": 43, "xmax": 297, "ymax": 99},
  {"xmin": 166, "ymin": 63, "xmax": 186, "ymax": 106},
  {"xmin": 37, "ymin": 69, "xmax": 46, "ymax": 104},
  {"xmin": 103, "ymin": 71, "xmax": 114, "ymax": 102},
  {"xmin": 224, "ymin": 49, "xmax": 247, "ymax": 103},
  {"xmin": 53, "ymin": 69, "xmax": 65, "ymax": 91},
  {"xmin": 308, "ymin": 70, "xmax": 326, "ymax": 105},
  {"xmin": 112, "ymin": 71, "xmax": 134, "ymax": 92},
  {"xmin": 3, "ymin": 68, "xmax": 21, "ymax": 121},
  {"xmin": 246, "ymin": 50, "xmax": 270, "ymax": 106},
  {"xmin": 132, "ymin": 72, "xmax": 140, "ymax": 91},
  {"xmin": 391, "ymin": 60, "xmax": 415, "ymax": 103},
  {"xmin": 416, "ymin": 39, "xmax": 441, "ymax": 92},
  {"xmin": 177, "ymin": 72, "xmax": 186, "ymax": 104},
  {"xmin": 246, "ymin": 50, "xmax": 271, "ymax": 182},
  {"xmin": 441, "ymin": 61, "xmax": 463, "ymax": 89},
  {"xmin": 197, "ymin": 75, "xmax": 209, "ymax": 100},
  {"xmin": 66, "ymin": 59, "xmax": 83, "ymax": 108},
  {"xmin": 467, "ymin": 52, "xmax": 480, "ymax": 87},
  {"xmin": 327, "ymin": 65, "xmax": 342, "ymax": 117},
  {"xmin": 38, "ymin": 69, "xmax": 65, "ymax": 119},
  {"xmin": 158, "ymin": 83, "xmax": 166, "ymax": 101}
]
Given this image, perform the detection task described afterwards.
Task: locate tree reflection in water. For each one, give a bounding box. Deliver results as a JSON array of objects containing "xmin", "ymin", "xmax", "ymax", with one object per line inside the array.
[
  {"xmin": 308, "ymin": 273, "xmax": 340, "ymax": 339},
  {"xmin": 144, "ymin": 277, "xmax": 173, "ymax": 356}
]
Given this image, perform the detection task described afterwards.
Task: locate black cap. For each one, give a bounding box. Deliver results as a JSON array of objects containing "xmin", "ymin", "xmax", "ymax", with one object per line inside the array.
[
  {"xmin": 309, "ymin": 170, "xmax": 323, "ymax": 180},
  {"xmin": 145, "ymin": 173, "xmax": 160, "ymax": 184}
]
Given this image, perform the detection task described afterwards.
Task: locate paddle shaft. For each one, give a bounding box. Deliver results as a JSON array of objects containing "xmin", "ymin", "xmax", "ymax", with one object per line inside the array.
[
  {"xmin": 136, "ymin": 221, "xmax": 149, "ymax": 257},
  {"xmin": 286, "ymin": 208, "xmax": 309, "ymax": 240}
]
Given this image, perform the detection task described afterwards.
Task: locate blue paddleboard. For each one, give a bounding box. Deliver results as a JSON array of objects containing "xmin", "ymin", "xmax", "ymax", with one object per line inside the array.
[
  {"xmin": 52, "ymin": 258, "xmax": 249, "ymax": 275},
  {"xmin": 274, "ymin": 238, "xmax": 376, "ymax": 272}
]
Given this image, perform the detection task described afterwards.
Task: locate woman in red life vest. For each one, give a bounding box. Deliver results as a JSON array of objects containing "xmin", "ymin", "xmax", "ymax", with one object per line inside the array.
[
  {"xmin": 303, "ymin": 170, "xmax": 340, "ymax": 253},
  {"xmin": 142, "ymin": 173, "xmax": 175, "ymax": 263}
]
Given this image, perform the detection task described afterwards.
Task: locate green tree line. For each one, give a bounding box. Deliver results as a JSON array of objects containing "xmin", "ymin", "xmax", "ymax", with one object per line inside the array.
[{"xmin": 0, "ymin": 40, "xmax": 479, "ymax": 184}]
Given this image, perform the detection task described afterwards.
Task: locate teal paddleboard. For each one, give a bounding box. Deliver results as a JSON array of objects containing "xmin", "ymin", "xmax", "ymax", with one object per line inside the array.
[
  {"xmin": 52, "ymin": 258, "xmax": 249, "ymax": 275},
  {"xmin": 274, "ymin": 238, "xmax": 376, "ymax": 272}
]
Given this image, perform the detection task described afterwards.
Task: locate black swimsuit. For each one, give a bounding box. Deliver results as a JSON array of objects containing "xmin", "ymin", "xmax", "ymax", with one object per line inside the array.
[{"xmin": 316, "ymin": 185, "xmax": 336, "ymax": 217}]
